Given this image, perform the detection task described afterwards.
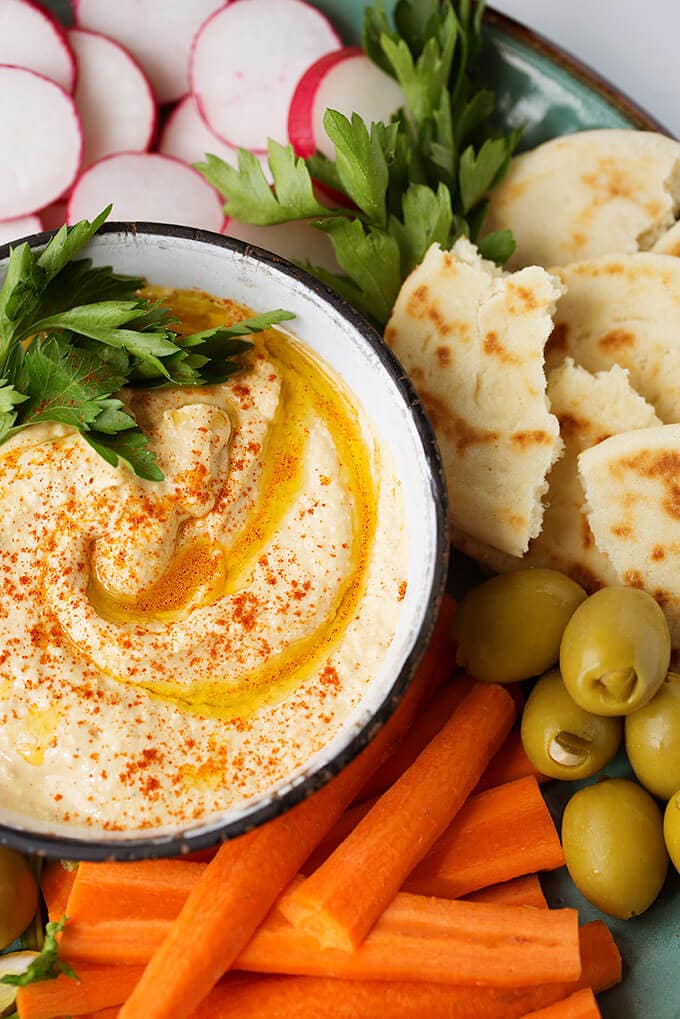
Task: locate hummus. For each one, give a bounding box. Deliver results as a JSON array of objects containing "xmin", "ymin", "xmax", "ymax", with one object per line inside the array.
[{"xmin": 0, "ymin": 288, "xmax": 408, "ymax": 834}]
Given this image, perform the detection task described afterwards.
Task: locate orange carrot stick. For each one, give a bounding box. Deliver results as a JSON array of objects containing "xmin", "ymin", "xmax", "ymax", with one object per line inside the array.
[
  {"xmin": 476, "ymin": 727, "xmax": 548, "ymax": 793},
  {"xmin": 66, "ymin": 860, "xmax": 204, "ymax": 923},
  {"xmin": 16, "ymin": 965, "xmax": 143, "ymax": 1019},
  {"xmin": 519, "ymin": 987, "xmax": 602, "ymax": 1018},
  {"xmin": 357, "ymin": 677, "xmax": 474, "ymax": 801},
  {"xmin": 41, "ymin": 862, "xmax": 77, "ymax": 923},
  {"xmin": 282, "ymin": 682, "xmax": 516, "ymax": 950},
  {"xmin": 60, "ymin": 893, "xmax": 579, "ymax": 986},
  {"xmin": 404, "ymin": 775, "xmax": 564, "ymax": 899},
  {"xmin": 190, "ymin": 922, "xmax": 619, "ymax": 1019},
  {"xmin": 116, "ymin": 599, "xmax": 454, "ymax": 1019},
  {"xmin": 465, "ymin": 874, "xmax": 547, "ymax": 909}
]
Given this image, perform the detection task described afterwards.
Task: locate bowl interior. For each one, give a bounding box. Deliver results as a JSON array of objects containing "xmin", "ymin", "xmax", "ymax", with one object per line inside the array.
[{"xmin": 0, "ymin": 225, "xmax": 447, "ymax": 858}]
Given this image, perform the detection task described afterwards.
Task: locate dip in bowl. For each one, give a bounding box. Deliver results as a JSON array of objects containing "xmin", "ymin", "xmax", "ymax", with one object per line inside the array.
[{"xmin": 0, "ymin": 224, "xmax": 447, "ymax": 859}]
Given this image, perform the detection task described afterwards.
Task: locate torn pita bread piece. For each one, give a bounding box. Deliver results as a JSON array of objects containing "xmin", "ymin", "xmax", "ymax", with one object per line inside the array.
[
  {"xmin": 485, "ymin": 130, "xmax": 680, "ymax": 269},
  {"xmin": 653, "ymin": 219, "xmax": 680, "ymax": 256},
  {"xmin": 579, "ymin": 424, "xmax": 680, "ymax": 648},
  {"xmin": 450, "ymin": 361, "xmax": 661, "ymax": 590},
  {"xmin": 547, "ymin": 252, "xmax": 680, "ymax": 424},
  {"xmin": 385, "ymin": 238, "xmax": 563, "ymax": 558}
]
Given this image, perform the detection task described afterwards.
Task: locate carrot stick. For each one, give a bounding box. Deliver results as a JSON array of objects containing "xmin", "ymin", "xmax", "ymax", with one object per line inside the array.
[
  {"xmin": 465, "ymin": 874, "xmax": 547, "ymax": 909},
  {"xmin": 16, "ymin": 965, "xmax": 143, "ymax": 1019},
  {"xmin": 404, "ymin": 775, "xmax": 564, "ymax": 899},
  {"xmin": 190, "ymin": 922, "xmax": 619, "ymax": 1019},
  {"xmin": 66, "ymin": 860, "xmax": 205, "ymax": 923},
  {"xmin": 417, "ymin": 593, "xmax": 458, "ymax": 699},
  {"xmin": 60, "ymin": 892, "xmax": 580, "ymax": 986},
  {"xmin": 357, "ymin": 677, "xmax": 474, "ymax": 801},
  {"xmin": 519, "ymin": 987, "xmax": 602, "ymax": 1018},
  {"xmin": 41, "ymin": 862, "xmax": 77, "ymax": 923},
  {"xmin": 476, "ymin": 727, "xmax": 548, "ymax": 793},
  {"xmin": 282, "ymin": 682, "xmax": 516, "ymax": 949},
  {"xmin": 116, "ymin": 598, "xmax": 454, "ymax": 1019}
]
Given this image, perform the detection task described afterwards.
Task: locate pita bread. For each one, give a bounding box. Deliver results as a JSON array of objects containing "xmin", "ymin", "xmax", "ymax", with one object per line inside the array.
[
  {"xmin": 653, "ymin": 219, "xmax": 680, "ymax": 257},
  {"xmin": 547, "ymin": 252, "xmax": 680, "ymax": 424},
  {"xmin": 385, "ymin": 238, "xmax": 563, "ymax": 558},
  {"xmin": 451, "ymin": 361, "xmax": 660, "ymax": 590},
  {"xmin": 485, "ymin": 130, "xmax": 680, "ymax": 269},
  {"xmin": 579, "ymin": 425, "xmax": 680, "ymax": 647}
]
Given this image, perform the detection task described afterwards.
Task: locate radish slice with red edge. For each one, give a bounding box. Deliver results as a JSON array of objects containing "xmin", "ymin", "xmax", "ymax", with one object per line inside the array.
[
  {"xmin": 0, "ymin": 215, "xmax": 44, "ymax": 246},
  {"xmin": 67, "ymin": 152, "xmax": 225, "ymax": 232},
  {"xmin": 0, "ymin": 66, "xmax": 82, "ymax": 221},
  {"xmin": 0, "ymin": 0, "xmax": 76, "ymax": 92},
  {"xmin": 159, "ymin": 96, "xmax": 272, "ymax": 182},
  {"xmin": 73, "ymin": 0, "xmax": 223, "ymax": 104},
  {"xmin": 191, "ymin": 0, "xmax": 341, "ymax": 152},
  {"xmin": 68, "ymin": 30, "xmax": 156, "ymax": 170},
  {"xmin": 225, "ymin": 219, "xmax": 339, "ymax": 272},
  {"xmin": 40, "ymin": 203, "xmax": 68, "ymax": 231},
  {"xmin": 288, "ymin": 47, "xmax": 405, "ymax": 159}
]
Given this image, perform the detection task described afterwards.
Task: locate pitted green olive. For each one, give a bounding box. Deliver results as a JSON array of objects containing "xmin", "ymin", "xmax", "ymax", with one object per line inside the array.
[
  {"xmin": 626, "ymin": 673, "xmax": 680, "ymax": 799},
  {"xmin": 0, "ymin": 847, "xmax": 38, "ymax": 950},
  {"xmin": 559, "ymin": 587, "xmax": 670, "ymax": 716},
  {"xmin": 454, "ymin": 569, "xmax": 587, "ymax": 684},
  {"xmin": 562, "ymin": 779, "xmax": 668, "ymax": 919},
  {"xmin": 664, "ymin": 791, "xmax": 680, "ymax": 873},
  {"xmin": 521, "ymin": 670, "xmax": 622, "ymax": 780}
]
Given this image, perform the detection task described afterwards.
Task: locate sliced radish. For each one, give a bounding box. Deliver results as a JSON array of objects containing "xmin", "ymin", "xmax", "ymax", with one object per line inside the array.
[
  {"xmin": 159, "ymin": 96, "xmax": 271, "ymax": 182},
  {"xmin": 40, "ymin": 202, "xmax": 69, "ymax": 231},
  {"xmin": 73, "ymin": 0, "xmax": 224, "ymax": 104},
  {"xmin": 0, "ymin": 66, "xmax": 82, "ymax": 221},
  {"xmin": 68, "ymin": 29, "xmax": 156, "ymax": 170},
  {"xmin": 0, "ymin": 0, "xmax": 76, "ymax": 92},
  {"xmin": 0, "ymin": 214, "xmax": 43, "ymax": 246},
  {"xmin": 67, "ymin": 152, "xmax": 225, "ymax": 232},
  {"xmin": 225, "ymin": 219, "xmax": 339, "ymax": 273},
  {"xmin": 288, "ymin": 47, "xmax": 405, "ymax": 160},
  {"xmin": 191, "ymin": 0, "xmax": 341, "ymax": 152}
]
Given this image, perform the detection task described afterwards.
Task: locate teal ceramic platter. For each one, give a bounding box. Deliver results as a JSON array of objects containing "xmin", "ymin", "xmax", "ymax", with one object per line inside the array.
[{"xmin": 36, "ymin": 2, "xmax": 679, "ymax": 1016}]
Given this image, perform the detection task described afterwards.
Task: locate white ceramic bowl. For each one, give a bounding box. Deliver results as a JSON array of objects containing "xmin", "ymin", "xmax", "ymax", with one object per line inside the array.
[{"xmin": 0, "ymin": 223, "xmax": 448, "ymax": 859}]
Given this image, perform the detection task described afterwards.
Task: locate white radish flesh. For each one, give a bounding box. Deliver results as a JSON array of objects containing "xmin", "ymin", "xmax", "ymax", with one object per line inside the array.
[
  {"xmin": 0, "ymin": 0, "xmax": 75, "ymax": 92},
  {"xmin": 225, "ymin": 219, "xmax": 339, "ymax": 273},
  {"xmin": 0, "ymin": 66, "xmax": 82, "ymax": 221},
  {"xmin": 191, "ymin": 0, "xmax": 340, "ymax": 152},
  {"xmin": 73, "ymin": 0, "xmax": 224, "ymax": 104},
  {"xmin": 159, "ymin": 96, "xmax": 271, "ymax": 182},
  {"xmin": 0, "ymin": 214, "xmax": 43, "ymax": 246},
  {"xmin": 288, "ymin": 47, "xmax": 405, "ymax": 159},
  {"xmin": 67, "ymin": 152, "xmax": 225, "ymax": 232},
  {"xmin": 68, "ymin": 30, "xmax": 156, "ymax": 170}
]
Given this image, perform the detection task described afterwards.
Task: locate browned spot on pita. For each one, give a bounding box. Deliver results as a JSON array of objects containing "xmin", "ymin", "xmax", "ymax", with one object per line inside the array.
[
  {"xmin": 569, "ymin": 231, "xmax": 587, "ymax": 253},
  {"xmin": 495, "ymin": 178, "xmax": 529, "ymax": 208},
  {"xmin": 581, "ymin": 159, "xmax": 634, "ymax": 202},
  {"xmin": 618, "ymin": 451, "xmax": 680, "ymax": 520},
  {"xmin": 603, "ymin": 262, "xmax": 625, "ymax": 276},
  {"xmin": 652, "ymin": 545, "xmax": 666, "ymax": 561},
  {"xmin": 421, "ymin": 389, "xmax": 499, "ymax": 452},
  {"xmin": 507, "ymin": 282, "xmax": 538, "ymax": 313},
  {"xmin": 598, "ymin": 328, "xmax": 635, "ymax": 353},
  {"xmin": 384, "ymin": 324, "xmax": 396, "ymax": 346},
  {"xmin": 442, "ymin": 252, "xmax": 457, "ymax": 272},
  {"xmin": 646, "ymin": 201, "xmax": 663, "ymax": 219},
  {"xmin": 427, "ymin": 303, "xmax": 451, "ymax": 335},
  {"xmin": 624, "ymin": 570, "xmax": 644, "ymax": 588},
  {"xmin": 611, "ymin": 523, "xmax": 632, "ymax": 538},
  {"xmin": 558, "ymin": 412, "xmax": 587, "ymax": 440},
  {"xmin": 547, "ymin": 322, "xmax": 569, "ymax": 358},
  {"xmin": 483, "ymin": 331, "xmax": 519, "ymax": 364},
  {"xmin": 654, "ymin": 589, "xmax": 671, "ymax": 608},
  {"xmin": 506, "ymin": 512, "xmax": 526, "ymax": 530},
  {"xmin": 436, "ymin": 346, "xmax": 451, "ymax": 367},
  {"xmin": 511, "ymin": 430, "xmax": 554, "ymax": 447},
  {"xmin": 667, "ymin": 240, "xmax": 680, "ymax": 257},
  {"xmin": 406, "ymin": 283, "xmax": 430, "ymax": 317}
]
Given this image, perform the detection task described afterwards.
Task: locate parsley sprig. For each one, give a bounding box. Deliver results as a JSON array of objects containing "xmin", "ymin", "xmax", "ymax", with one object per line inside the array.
[
  {"xmin": 1, "ymin": 917, "xmax": 77, "ymax": 990},
  {"xmin": 0, "ymin": 207, "xmax": 294, "ymax": 480},
  {"xmin": 197, "ymin": 0, "xmax": 520, "ymax": 326}
]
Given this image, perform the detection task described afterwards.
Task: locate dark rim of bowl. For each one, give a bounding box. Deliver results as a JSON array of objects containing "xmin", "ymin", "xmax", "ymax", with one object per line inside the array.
[
  {"xmin": 485, "ymin": 7, "xmax": 671, "ymax": 136},
  {"xmin": 0, "ymin": 222, "xmax": 449, "ymax": 860}
]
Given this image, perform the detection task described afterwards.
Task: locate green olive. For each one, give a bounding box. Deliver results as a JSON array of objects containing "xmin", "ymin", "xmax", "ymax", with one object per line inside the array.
[
  {"xmin": 562, "ymin": 779, "xmax": 668, "ymax": 919},
  {"xmin": 454, "ymin": 569, "xmax": 587, "ymax": 684},
  {"xmin": 0, "ymin": 848, "xmax": 38, "ymax": 951},
  {"xmin": 559, "ymin": 587, "xmax": 670, "ymax": 716},
  {"xmin": 664, "ymin": 791, "xmax": 680, "ymax": 873},
  {"xmin": 625, "ymin": 673, "xmax": 680, "ymax": 799},
  {"xmin": 520, "ymin": 670, "xmax": 622, "ymax": 780}
]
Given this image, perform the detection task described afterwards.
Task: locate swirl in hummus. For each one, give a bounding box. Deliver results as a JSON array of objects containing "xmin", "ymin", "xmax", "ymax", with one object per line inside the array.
[{"xmin": 0, "ymin": 288, "xmax": 408, "ymax": 833}]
